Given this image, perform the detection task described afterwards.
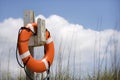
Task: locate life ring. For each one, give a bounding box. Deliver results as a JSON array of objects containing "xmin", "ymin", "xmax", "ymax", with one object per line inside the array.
[{"xmin": 18, "ymin": 23, "xmax": 54, "ymax": 73}]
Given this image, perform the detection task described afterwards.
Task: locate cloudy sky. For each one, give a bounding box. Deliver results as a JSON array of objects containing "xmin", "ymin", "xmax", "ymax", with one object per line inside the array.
[{"xmin": 0, "ymin": 0, "xmax": 120, "ymax": 79}]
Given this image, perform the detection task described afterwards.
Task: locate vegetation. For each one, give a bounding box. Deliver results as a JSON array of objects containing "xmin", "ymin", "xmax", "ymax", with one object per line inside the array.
[{"xmin": 0, "ymin": 19, "xmax": 120, "ymax": 80}]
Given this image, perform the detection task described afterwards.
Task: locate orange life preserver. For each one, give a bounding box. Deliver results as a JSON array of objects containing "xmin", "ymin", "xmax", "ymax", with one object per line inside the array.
[{"xmin": 18, "ymin": 23, "xmax": 54, "ymax": 73}]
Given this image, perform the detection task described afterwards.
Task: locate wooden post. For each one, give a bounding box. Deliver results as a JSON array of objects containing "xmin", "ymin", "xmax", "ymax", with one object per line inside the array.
[
  {"xmin": 24, "ymin": 10, "xmax": 46, "ymax": 80},
  {"xmin": 24, "ymin": 10, "xmax": 35, "ymax": 80}
]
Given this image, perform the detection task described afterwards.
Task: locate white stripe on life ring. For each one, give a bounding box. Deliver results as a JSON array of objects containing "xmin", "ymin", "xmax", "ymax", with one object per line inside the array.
[
  {"xmin": 26, "ymin": 23, "xmax": 35, "ymax": 33},
  {"xmin": 42, "ymin": 59, "xmax": 49, "ymax": 69},
  {"xmin": 20, "ymin": 51, "xmax": 30, "ymax": 59},
  {"xmin": 46, "ymin": 37, "xmax": 53, "ymax": 44}
]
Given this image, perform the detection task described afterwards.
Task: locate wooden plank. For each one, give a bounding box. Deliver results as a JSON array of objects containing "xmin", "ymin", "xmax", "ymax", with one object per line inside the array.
[
  {"xmin": 24, "ymin": 10, "xmax": 35, "ymax": 80},
  {"xmin": 28, "ymin": 18, "xmax": 46, "ymax": 46},
  {"xmin": 37, "ymin": 18, "xmax": 46, "ymax": 45},
  {"xmin": 24, "ymin": 10, "xmax": 35, "ymax": 26}
]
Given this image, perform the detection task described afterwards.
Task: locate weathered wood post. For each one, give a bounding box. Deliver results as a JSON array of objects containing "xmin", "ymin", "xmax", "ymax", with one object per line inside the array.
[{"xmin": 24, "ymin": 10, "xmax": 46, "ymax": 80}]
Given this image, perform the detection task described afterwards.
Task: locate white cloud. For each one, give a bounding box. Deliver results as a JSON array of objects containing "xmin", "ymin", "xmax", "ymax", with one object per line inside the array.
[
  {"xmin": 0, "ymin": 18, "xmax": 23, "ymax": 42},
  {"xmin": 0, "ymin": 15, "xmax": 120, "ymax": 78}
]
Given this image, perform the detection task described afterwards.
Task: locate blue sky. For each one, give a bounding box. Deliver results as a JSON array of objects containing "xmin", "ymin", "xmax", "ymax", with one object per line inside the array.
[{"xmin": 0, "ymin": 0, "xmax": 120, "ymax": 30}]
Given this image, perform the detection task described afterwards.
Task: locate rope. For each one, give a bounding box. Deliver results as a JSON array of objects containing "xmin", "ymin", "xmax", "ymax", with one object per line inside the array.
[
  {"xmin": 42, "ymin": 61, "xmax": 50, "ymax": 80},
  {"xmin": 16, "ymin": 27, "xmax": 34, "ymax": 80},
  {"xmin": 16, "ymin": 28, "xmax": 25, "ymax": 68},
  {"xmin": 44, "ymin": 29, "xmax": 51, "ymax": 80}
]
